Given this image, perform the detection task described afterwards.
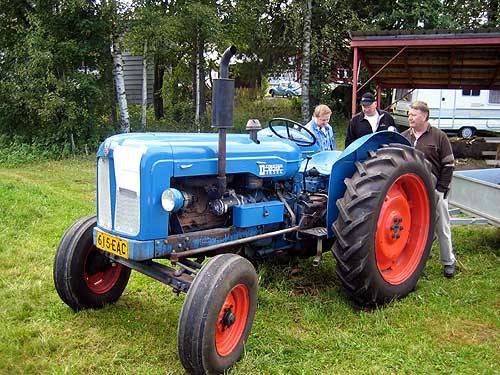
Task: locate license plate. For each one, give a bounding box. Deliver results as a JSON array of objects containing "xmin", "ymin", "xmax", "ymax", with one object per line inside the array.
[{"xmin": 96, "ymin": 230, "xmax": 129, "ymax": 259}]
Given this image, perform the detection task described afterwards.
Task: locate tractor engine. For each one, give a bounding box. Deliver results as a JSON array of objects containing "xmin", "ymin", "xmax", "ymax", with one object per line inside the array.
[
  {"xmin": 168, "ymin": 174, "xmax": 267, "ymax": 233},
  {"xmin": 169, "ymin": 172, "xmax": 329, "ymax": 235}
]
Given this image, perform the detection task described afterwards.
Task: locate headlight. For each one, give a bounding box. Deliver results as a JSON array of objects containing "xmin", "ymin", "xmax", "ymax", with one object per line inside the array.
[{"xmin": 161, "ymin": 188, "xmax": 185, "ymax": 212}]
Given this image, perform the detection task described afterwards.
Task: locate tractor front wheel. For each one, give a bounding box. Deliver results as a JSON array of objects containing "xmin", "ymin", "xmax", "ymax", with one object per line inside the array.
[
  {"xmin": 177, "ymin": 254, "xmax": 257, "ymax": 375},
  {"xmin": 332, "ymin": 145, "xmax": 436, "ymax": 306},
  {"xmin": 53, "ymin": 216, "xmax": 131, "ymax": 311}
]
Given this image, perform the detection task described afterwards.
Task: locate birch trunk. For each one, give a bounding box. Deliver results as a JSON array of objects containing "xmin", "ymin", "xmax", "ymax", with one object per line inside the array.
[
  {"xmin": 198, "ymin": 41, "xmax": 206, "ymax": 125},
  {"xmin": 195, "ymin": 40, "xmax": 201, "ymax": 132},
  {"xmin": 111, "ymin": 37, "xmax": 130, "ymax": 133},
  {"xmin": 194, "ymin": 34, "xmax": 206, "ymax": 132},
  {"xmin": 301, "ymin": 0, "xmax": 312, "ymax": 124},
  {"xmin": 141, "ymin": 40, "xmax": 148, "ymax": 130}
]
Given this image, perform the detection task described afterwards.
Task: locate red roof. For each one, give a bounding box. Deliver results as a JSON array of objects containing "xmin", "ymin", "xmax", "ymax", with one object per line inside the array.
[{"xmin": 350, "ymin": 29, "xmax": 500, "ymax": 90}]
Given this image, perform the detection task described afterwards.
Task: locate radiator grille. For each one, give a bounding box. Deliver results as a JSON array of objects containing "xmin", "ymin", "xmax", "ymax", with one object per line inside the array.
[
  {"xmin": 97, "ymin": 157, "xmax": 112, "ymax": 229},
  {"xmin": 114, "ymin": 187, "xmax": 140, "ymax": 235}
]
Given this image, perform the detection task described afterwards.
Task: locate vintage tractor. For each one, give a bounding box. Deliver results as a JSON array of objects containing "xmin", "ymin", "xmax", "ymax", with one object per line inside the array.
[{"xmin": 54, "ymin": 47, "xmax": 436, "ymax": 374}]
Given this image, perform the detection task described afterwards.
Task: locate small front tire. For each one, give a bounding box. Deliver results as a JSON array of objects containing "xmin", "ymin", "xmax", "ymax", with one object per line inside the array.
[
  {"xmin": 177, "ymin": 254, "xmax": 258, "ymax": 375},
  {"xmin": 53, "ymin": 216, "xmax": 131, "ymax": 311}
]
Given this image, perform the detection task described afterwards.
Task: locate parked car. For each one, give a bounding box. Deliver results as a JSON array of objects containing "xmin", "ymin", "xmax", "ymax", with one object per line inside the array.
[{"xmin": 268, "ymin": 81, "xmax": 302, "ymax": 97}]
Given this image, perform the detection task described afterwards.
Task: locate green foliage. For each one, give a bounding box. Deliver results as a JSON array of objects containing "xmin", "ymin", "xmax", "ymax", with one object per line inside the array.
[
  {"xmin": 365, "ymin": 0, "xmax": 499, "ymax": 30},
  {"xmin": 0, "ymin": 132, "xmax": 104, "ymax": 167},
  {"xmin": 220, "ymin": 0, "xmax": 298, "ymax": 82},
  {"xmin": 0, "ymin": 0, "xmax": 115, "ymax": 146},
  {"xmin": 126, "ymin": 90, "xmax": 303, "ymax": 134},
  {"xmin": 233, "ymin": 90, "xmax": 302, "ymax": 132},
  {"xmin": 0, "ymin": 135, "xmax": 70, "ymax": 166},
  {"xmin": 1, "ymin": 0, "xmax": 498, "ymax": 147},
  {"xmin": 162, "ymin": 62, "xmax": 196, "ymax": 126}
]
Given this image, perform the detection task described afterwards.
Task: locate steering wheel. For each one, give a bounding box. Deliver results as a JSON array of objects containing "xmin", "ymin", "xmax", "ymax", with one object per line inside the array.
[{"xmin": 267, "ymin": 118, "xmax": 317, "ymax": 147}]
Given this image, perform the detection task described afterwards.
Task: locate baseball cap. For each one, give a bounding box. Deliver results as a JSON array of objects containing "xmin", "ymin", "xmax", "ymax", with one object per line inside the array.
[{"xmin": 360, "ymin": 92, "xmax": 375, "ymax": 105}]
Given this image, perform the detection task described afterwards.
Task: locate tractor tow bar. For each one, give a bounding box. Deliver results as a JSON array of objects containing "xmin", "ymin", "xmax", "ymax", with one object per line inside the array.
[{"xmin": 102, "ymin": 252, "xmax": 192, "ymax": 293}]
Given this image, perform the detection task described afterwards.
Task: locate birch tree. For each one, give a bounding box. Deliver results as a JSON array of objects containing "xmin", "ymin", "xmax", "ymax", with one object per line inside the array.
[
  {"xmin": 104, "ymin": 0, "xmax": 131, "ymax": 133},
  {"xmin": 194, "ymin": 31, "xmax": 204, "ymax": 132},
  {"xmin": 177, "ymin": 1, "xmax": 219, "ymax": 130},
  {"xmin": 301, "ymin": 0, "xmax": 312, "ymax": 124},
  {"xmin": 111, "ymin": 37, "xmax": 130, "ymax": 133}
]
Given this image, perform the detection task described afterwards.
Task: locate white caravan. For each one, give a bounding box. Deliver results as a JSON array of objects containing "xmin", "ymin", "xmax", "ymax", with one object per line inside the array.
[{"xmin": 391, "ymin": 89, "xmax": 500, "ymax": 138}]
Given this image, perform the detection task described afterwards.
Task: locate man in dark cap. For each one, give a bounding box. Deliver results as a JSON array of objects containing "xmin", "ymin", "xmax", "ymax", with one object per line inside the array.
[{"xmin": 345, "ymin": 92, "xmax": 396, "ymax": 147}]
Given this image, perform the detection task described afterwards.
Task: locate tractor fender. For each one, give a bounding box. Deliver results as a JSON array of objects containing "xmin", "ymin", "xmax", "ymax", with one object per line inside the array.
[{"xmin": 326, "ymin": 131, "xmax": 411, "ymax": 237}]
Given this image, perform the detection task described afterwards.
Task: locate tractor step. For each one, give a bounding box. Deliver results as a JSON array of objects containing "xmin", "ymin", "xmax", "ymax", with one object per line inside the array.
[
  {"xmin": 298, "ymin": 227, "xmax": 327, "ymax": 238},
  {"xmin": 298, "ymin": 227, "xmax": 328, "ymax": 266}
]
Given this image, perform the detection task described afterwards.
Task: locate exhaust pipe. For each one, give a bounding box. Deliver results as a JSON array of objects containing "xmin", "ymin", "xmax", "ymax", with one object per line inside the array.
[
  {"xmin": 220, "ymin": 46, "xmax": 237, "ymax": 79},
  {"xmin": 212, "ymin": 46, "xmax": 237, "ymax": 198}
]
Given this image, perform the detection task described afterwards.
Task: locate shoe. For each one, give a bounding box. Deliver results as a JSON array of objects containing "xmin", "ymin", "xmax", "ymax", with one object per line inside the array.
[{"xmin": 444, "ymin": 262, "xmax": 456, "ymax": 278}]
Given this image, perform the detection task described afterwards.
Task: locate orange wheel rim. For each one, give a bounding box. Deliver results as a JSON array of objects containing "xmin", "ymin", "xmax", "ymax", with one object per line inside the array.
[
  {"xmin": 215, "ymin": 284, "xmax": 250, "ymax": 357},
  {"xmin": 375, "ymin": 173, "xmax": 430, "ymax": 285}
]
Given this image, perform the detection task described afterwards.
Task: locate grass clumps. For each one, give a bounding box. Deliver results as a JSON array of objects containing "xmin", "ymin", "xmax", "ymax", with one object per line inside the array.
[{"xmin": 1, "ymin": 157, "xmax": 497, "ymax": 374}]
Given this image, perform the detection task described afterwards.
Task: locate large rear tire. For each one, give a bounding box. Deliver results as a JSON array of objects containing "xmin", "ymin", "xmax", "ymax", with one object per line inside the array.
[
  {"xmin": 332, "ymin": 145, "xmax": 436, "ymax": 306},
  {"xmin": 177, "ymin": 254, "xmax": 257, "ymax": 375},
  {"xmin": 53, "ymin": 216, "xmax": 131, "ymax": 311}
]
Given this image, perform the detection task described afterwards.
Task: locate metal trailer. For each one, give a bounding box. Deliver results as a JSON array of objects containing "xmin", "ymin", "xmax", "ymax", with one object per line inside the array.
[{"xmin": 449, "ymin": 168, "xmax": 500, "ymax": 226}]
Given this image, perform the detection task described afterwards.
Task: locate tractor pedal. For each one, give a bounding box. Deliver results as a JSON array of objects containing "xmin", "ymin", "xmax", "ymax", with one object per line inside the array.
[{"xmin": 298, "ymin": 227, "xmax": 327, "ymax": 238}]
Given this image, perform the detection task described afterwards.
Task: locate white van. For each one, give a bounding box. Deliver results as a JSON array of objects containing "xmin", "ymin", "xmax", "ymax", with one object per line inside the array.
[{"xmin": 391, "ymin": 89, "xmax": 500, "ymax": 138}]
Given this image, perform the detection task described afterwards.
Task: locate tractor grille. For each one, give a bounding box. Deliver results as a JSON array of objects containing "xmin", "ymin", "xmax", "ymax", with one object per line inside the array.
[
  {"xmin": 114, "ymin": 187, "xmax": 140, "ymax": 235},
  {"xmin": 97, "ymin": 157, "xmax": 112, "ymax": 230},
  {"xmin": 97, "ymin": 155, "xmax": 141, "ymax": 236}
]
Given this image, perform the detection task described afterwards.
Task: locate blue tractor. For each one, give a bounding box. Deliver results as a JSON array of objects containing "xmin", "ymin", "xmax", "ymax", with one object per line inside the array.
[{"xmin": 54, "ymin": 47, "xmax": 436, "ymax": 374}]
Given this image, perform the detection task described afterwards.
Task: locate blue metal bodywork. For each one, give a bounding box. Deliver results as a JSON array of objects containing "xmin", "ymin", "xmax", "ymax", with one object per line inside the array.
[
  {"xmin": 93, "ymin": 129, "xmax": 409, "ymax": 261},
  {"xmin": 233, "ymin": 201, "xmax": 284, "ymax": 228}
]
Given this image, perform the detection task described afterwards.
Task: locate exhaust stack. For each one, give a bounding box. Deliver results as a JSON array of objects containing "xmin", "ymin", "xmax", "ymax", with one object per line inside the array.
[{"xmin": 212, "ymin": 46, "xmax": 237, "ymax": 197}]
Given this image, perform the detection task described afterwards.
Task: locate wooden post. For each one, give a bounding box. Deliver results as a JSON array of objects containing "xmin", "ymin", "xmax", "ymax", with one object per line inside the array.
[
  {"xmin": 351, "ymin": 47, "xmax": 358, "ymax": 118},
  {"xmin": 376, "ymin": 85, "xmax": 381, "ymax": 108}
]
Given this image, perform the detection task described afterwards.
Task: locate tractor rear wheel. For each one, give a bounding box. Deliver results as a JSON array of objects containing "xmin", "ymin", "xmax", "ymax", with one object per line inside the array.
[
  {"xmin": 177, "ymin": 254, "xmax": 257, "ymax": 375},
  {"xmin": 332, "ymin": 145, "xmax": 436, "ymax": 306},
  {"xmin": 53, "ymin": 216, "xmax": 131, "ymax": 311}
]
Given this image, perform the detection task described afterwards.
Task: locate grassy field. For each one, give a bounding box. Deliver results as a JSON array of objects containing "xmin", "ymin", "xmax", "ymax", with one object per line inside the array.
[{"xmin": 0, "ymin": 157, "xmax": 499, "ymax": 375}]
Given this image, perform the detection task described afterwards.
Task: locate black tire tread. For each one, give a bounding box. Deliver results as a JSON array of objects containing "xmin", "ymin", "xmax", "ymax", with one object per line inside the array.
[
  {"xmin": 54, "ymin": 215, "xmax": 96, "ymax": 310},
  {"xmin": 332, "ymin": 144, "xmax": 435, "ymax": 306},
  {"xmin": 177, "ymin": 254, "xmax": 258, "ymax": 375},
  {"xmin": 53, "ymin": 216, "xmax": 131, "ymax": 311}
]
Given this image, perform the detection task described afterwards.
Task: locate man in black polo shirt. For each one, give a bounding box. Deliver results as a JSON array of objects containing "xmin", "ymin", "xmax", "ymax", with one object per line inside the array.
[
  {"xmin": 345, "ymin": 92, "xmax": 396, "ymax": 147},
  {"xmin": 402, "ymin": 101, "xmax": 457, "ymax": 278}
]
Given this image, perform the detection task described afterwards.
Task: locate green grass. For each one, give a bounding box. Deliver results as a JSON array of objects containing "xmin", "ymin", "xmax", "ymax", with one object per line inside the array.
[{"xmin": 0, "ymin": 158, "xmax": 499, "ymax": 375}]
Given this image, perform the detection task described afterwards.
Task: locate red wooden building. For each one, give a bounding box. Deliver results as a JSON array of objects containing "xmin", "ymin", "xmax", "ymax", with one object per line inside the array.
[{"xmin": 350, "ymin": 29, "xmax": 500, "ymax": 116}]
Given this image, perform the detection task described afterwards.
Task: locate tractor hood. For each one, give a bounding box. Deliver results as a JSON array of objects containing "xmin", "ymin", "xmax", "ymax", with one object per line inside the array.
[{"xmin": 97, "ymin": 132, "xmax": 303, "ymax": 180}]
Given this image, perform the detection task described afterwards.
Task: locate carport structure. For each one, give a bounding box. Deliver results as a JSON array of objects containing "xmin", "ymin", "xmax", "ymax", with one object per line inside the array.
[{"xmin": 350, "ymin": 29, "xmax": 500, "ymax": 116}]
